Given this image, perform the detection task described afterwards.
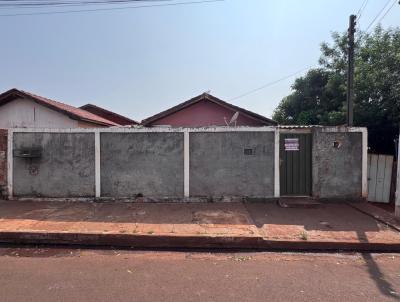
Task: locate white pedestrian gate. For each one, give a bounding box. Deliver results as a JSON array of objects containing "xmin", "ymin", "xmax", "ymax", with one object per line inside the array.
[{"xmin": 367, "ymin": 154, "xmax": 393, "ymax": 203}]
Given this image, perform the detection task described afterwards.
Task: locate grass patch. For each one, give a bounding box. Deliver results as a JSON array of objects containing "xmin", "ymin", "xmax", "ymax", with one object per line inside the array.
[
  {"xmin": 299, "ymin": 230, "xmax": 308, "ymax": 241},
  {"xmin": 231, "ymin": 256, "xmax": 252, "ymax": 262}
]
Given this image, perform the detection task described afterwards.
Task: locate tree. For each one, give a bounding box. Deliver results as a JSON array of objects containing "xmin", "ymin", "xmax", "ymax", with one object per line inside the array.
[
  {"xmin": 273, "ymin": 68, "xmax": 346, "ymax": 125},
  {"xmin": 273, "ymin": 26, "xmax": 400, "ymax": 154}
]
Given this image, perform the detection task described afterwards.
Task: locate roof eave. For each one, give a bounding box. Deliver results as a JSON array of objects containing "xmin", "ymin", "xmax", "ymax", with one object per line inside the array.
[
  {"xmin": 142, "ymin": 93, "xmax": 277, "ymax": 126},
  {"xmin": 204, "ymin": 95, "xmax": 277, "ymax": 126},
  {"xmin": 80, "ymin": 103, "xmax": 139, "ymax": 125},
  {"xmin": 76, "ymin": 117, "xmax": 116, "ymax": 127},
  {"xmin": 141, "ymin": 94, "xmax": 204, "ymax": 126}
]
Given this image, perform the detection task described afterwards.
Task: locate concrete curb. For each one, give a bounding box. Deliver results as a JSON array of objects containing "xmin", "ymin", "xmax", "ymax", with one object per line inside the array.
[{"xmin": 1, "ymin": 231, "xmax": 400, "ymax": 252}]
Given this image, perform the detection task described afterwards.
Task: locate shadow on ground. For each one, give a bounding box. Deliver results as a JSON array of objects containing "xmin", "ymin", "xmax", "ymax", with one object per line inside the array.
[{"xmin": 0, "ymin": 200, "xmax": 398, "ymax": 243}]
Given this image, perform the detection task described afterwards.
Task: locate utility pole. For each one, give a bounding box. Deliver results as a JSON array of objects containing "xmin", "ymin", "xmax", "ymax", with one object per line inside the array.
[{"xmin": 346, "ymin": 14, "xmax": 356, "ymax": 126}]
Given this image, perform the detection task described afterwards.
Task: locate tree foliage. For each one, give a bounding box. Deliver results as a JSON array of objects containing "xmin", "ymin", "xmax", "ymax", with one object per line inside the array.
[{"xmin": 273, "ymin": 26, "xmax": 400, "ymax": 154}]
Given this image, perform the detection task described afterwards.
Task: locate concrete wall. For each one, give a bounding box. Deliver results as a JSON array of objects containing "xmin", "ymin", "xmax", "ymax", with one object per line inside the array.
[
  {"xmin": 312, "ymin": 129, "xmax": 362, "ymax": 199},
  {"xmin": 13, "ymin": 133, "xmax": 95, "ymax": 197},
  {"xmin": 189, "ymin": 132, "xmax": 275, "ymax": 197},
  {"xmin": 0, "ymin": 98, "xmax": 79, "ymax": 128},
  {"xmin": 100, "ymin": 132, "xmax": 184, "ymax": 197},
  {"xmin": 8, "ymin": 127, "xmax": 366, "ymax": 201}
]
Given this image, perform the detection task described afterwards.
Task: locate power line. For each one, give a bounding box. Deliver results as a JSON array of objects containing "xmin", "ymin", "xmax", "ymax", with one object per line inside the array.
[
  {"xmin": 0, "ymin": 0, "xmax": 171, "ymax": 9},
  {"xmin": 374, "ymin": 0, "xmax": 398, "ymax": 26},
  {"xmin": 0, "ymin": 0, "xmax": 224, "ymax": 16},
  {"xmin": 228, "ymin": 66, "xmax": 312, "ymax": 101},
  {"xmin": 364, "ymin": 0, "xmax": 393, "ymax": 32},
  {"xmin": 356, "ymin": 0, "xmax": 368, "ymax": 20},
  {"xmin": 0, "ymin": 0, "xmax": 161, "ymax": 3}
]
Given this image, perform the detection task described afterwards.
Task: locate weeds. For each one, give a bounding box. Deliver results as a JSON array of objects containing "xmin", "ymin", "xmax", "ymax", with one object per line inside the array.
[
  {"xmin": 299, "ymin": 230, "xmax": 308, "ymax": 241},
  {"xmin": 231, "ymin": 256, "xmax": 252, "ymax": 262}
]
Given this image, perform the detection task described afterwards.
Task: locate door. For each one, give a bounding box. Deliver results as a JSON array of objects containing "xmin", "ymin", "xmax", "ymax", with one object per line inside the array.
[{"xmin": 280, "ymin": 133, "xmax": 312, "ymax": 196}]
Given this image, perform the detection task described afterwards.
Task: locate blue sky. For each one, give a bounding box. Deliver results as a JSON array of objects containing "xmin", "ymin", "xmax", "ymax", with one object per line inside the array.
[{"xmin": 0, "ymin": 0, "xmax": 399, "ymax": 121}]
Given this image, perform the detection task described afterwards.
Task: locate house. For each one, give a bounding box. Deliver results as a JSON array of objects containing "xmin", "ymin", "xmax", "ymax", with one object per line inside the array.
[
  {"xmin": 80, "ymin": 104, "xmax": 138, "ymax": 126},
  {"xmin": 141, "ymin": 93, "xmax": 277, "ymax": 127},
  {"xmin": 0, "ymin": 88, "xmax": 119, "ymax": 128}
]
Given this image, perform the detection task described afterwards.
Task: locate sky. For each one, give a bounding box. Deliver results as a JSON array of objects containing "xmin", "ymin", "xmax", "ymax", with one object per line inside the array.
[{"xmin": 0, "ymin": 0, "xmax": 399, "ymax": 122}]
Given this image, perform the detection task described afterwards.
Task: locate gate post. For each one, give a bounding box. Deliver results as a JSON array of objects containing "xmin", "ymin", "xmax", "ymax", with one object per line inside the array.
[{"xmin": 274, "ymin": 127, "xmax": 280, "ymax": 198}]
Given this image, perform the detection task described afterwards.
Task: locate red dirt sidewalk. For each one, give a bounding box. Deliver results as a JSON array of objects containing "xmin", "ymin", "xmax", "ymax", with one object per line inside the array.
[{"xmin": 0, "ymin": 200, "xmax": 399, "ymax": 251}]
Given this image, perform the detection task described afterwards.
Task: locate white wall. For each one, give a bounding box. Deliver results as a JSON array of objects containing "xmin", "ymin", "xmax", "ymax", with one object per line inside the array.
[{"xmin": 0, "ymin": 98, "xmax": 79, "ymax": 128}]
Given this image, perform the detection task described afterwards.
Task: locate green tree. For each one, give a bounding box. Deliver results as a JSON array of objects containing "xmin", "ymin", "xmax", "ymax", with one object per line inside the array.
[
  {"xmin": 273, "ymin": 68, "xmax": 346, "ymax": 125},
  {"xmin": 273, "ymin": 26, "xmax": 400, "ymax": 154}
]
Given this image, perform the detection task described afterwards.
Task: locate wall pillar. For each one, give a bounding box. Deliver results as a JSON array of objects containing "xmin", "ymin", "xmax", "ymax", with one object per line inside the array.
[
  {"xmin": 361, "ymin": 128, "xmax": 368, "ymax": 199},
  {"xmin": 184, "ymin": 130, "xmax": 190, "ymax": 198},
  {"xmin": 274, "ymin": 127, "xmax": 280, "ymax": 198},
  {"xmin": 95, "ymin": 131, "xmax": 101, "ymax": 198},
  {"xmin": 0, "ymin": 129, "xmax": 7, "ymax": 198},
  {"xmin": 6, "ymin": 129, "xmax": 13, "ymax": 199}
]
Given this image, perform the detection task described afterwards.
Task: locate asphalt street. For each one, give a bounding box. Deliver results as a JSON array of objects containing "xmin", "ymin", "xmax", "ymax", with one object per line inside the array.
[{"xmin": 0, "ymin": 246, "xmax": 400, "ymax": 302}]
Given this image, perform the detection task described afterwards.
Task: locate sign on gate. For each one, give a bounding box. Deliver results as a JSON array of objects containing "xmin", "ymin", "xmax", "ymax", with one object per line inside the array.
[{"xmin": 284, "ymin": 138, "xmax": 299, "ymax": 151}]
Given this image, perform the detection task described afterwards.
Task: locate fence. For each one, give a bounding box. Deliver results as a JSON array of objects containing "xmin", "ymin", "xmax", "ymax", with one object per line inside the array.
[
  {"xmin": 6, "ymin": 126, "xmax": 367, "ymax": 201},
  {"xmin": 367, "ymin": 154, "xmax": 394, "ymax": 203}
]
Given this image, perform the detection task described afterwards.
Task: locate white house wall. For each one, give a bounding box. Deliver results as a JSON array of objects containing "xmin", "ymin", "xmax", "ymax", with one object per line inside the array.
[{"xmin": 0, "ymin": 98, "xmax": 78, "ymax": 128}]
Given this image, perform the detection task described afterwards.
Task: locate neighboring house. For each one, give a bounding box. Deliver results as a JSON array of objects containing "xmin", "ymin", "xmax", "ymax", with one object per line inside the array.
[
  {"xmin": 0, "ymin": 88, "xmax": 119, "ymax": 128},
  {"xmin": 141, "ymin": 93, "xmax": 277, "ymax": 127},
  {"xmin": 80, "ymin": 104, "xmax": 138, "ymax": 126}
]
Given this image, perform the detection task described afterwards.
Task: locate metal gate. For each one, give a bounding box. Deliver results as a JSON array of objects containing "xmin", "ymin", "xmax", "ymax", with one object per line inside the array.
[
  {"xmin": 367, "ymin": 154, "xmax": 393, "ymax": 203},
  {"xmin": 280, "ymin": 133, "xmax": 312, "ymax": 196}
]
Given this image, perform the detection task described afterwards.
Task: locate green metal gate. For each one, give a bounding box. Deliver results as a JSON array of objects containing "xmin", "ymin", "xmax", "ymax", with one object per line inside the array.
[{"xmin": 280, "ymin": 133, "xmax": 312, "ymax": 196}]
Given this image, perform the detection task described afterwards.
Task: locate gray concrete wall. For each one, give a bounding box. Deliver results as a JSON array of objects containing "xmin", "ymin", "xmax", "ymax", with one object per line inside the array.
[
  {"xmin": 312, "ymin": 129, "xmax": 362, "ymax": 199},
  {"xmin": 189, "ymin": 132, "xmax": 275, "ymax": 197},
  {"xmin": 13, "ymin": 133, "xmax": 95, "ymax": 197},
  {"xmin": 10, "ymin": 128, "xmax": 365, "ymax": 200},
  {"xmin": 100, "ymin": 132, "xmax": 184, "ymax": 197}
]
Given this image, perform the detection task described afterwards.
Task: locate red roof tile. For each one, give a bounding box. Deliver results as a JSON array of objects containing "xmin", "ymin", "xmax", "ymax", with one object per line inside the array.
[
  {"xmin": 80, "ymin": 103, "xmax": 138, "ymax": 126},
  {"xmin": 0, "ymin": 88, "xmax": 119, "ymax": 126}
]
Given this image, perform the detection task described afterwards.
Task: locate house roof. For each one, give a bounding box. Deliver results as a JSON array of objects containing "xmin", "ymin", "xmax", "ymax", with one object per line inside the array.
[
  {"xmin": 0, "ymin": 88, "xmax": 119, "ymax": 126},
  {"xmin": 80, "ymin": 103, "xmax": 138, "ymax": 126},
  {"xmin": 141, "ymin": 93, "xmax": 277, "ymax": 126}
]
